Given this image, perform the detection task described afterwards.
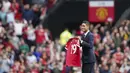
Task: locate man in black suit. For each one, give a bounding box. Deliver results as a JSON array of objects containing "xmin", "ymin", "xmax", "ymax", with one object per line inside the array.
[{"xmin": 78, "ymin": 21, "xmax": 96, "ymax": 73}]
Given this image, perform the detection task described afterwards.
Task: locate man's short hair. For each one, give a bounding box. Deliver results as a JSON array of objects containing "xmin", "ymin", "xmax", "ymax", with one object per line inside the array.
[{"xmin": 82, "ymin": 20, "xmax": 90, "ymax": 25}]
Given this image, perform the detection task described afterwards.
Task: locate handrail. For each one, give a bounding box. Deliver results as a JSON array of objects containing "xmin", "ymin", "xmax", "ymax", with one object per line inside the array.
[{"xmin": 115, "ymin": 7, "xmax": 130, "ymax": 27}]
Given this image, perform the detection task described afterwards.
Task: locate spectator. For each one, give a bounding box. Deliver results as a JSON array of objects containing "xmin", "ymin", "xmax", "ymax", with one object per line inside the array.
[
  {"xmin": 119, "ymin": 58, "xmax": 130, "ymax": 73},
  {"xmin": 40, "ymin": 51, "xmax": 48, "ymax": 66},
  {"xmin": 99, "ymin": 64, "xmax": 112, "ymax": 73},
  {"xmin": 10, "ymin": 0, "xmax": 22, "ymax": 21},
  {"xmin": 0, "ymin": 8, "xmax": 6, "ymax": 25},
  {"xmin": 8, "ymin": 32, "xmax": 19, "ymax": 49},
  {"xmin": 47, "ymin": 0, "xmax": 56, "ymax": 10},
  {"xmin": 53, "ymin": 61, "xmax": 61, "ymax": 73},
  {"xmin": 0, "ymin": 57, "xmax": 4, "ymax": 73},
  {"xmin": 32, "ymin": 4, "xmax": 41, "ymax": 27},
  {"xmin": 60, "ymin": 29, "xmax": 72, "ymax": 46},
  {"xmin": 19, "ymin": 39, "xmax": 29, "ymax": 54},
  {"xmin": 93, "ymin": 28, "xmax": 101, "ymax": 46},
  {"xmin": 40, "ymin": 6, "xmax": 47, "ymax": 21},
  {"xmin": 13, "ymin": 20, "xmax": 26, "ymax": 36},
  {"xmin": 113, "ymin": 47, "xmax": 124, "ymax": 67},
  {"xmin": 110, "ymin": 61, "xmax": 118, "ymax": 73},
  {"xmin": 22, "ymin": 4, "xmax": 34, "ymax": 23},
  {"xmin": 0, "ymin": 22, "xmax": 5, "ymax": 33},
  {"xmin": 6, "ymin": 9, "xmax": 15, "ymax": 23},
  {"xmin": 2, "ymin": 0, "xmax": 11, "ymax": 13},
  {"xmin": 113, "ymin": 32, "xmax": 121, "ymax": 48},
  {"xmin": 22, "ymin": 22, "xmax": 28, "ymax": 40},
  {"xmin": 27, "ymin": 24, "xmax": 36, "ymax": 47},
  {"xmin": 35, "ymin": 25, "xmax": 46, "ymax": 46},
  {"xmin": 99, "ymin": 26, "xmax": 105, "ymax": 41},
  {"xmin": 11, "ymin": 60, "xmax": 21, "ymax": 72},
  {"xmin": 1, "ymin": 54, "xmax": 11, "ymax": 72},
  {"xmin": 26, "ymin": 52, "xmax": 37, "ymax": 68},
  {"xmin": 33, "ymin": 47, "xmax": 42, "ymax": 62}
]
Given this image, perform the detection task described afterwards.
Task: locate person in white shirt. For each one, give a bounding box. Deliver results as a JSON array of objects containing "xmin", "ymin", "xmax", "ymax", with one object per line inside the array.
[
  {"xmin": 26, "ymin": 24, "xmax": 36, "ymax": 47},
  {"xmin": 2, "ymin": 0, "xmax": 11, "ymax": 13},
  {"xmin": 26, "ymin": 52, "xmax": 37, "ymax": 68},
  {"xmin": 1, "ymin": 55, "xmax": 11, "ymax": 72},
  {"xmin": 6, "ymin": 9, "xmax": 15, "ymax": 23},
  {"xmin": 27, "ymin": 24, "xmax": 36, "ymax": 41},
  {"xmin": 13, "ymin": 21, "xmax": 26, "ymax": 36},
  {"xmin": 9, "ymin": 33, "xmax": 20, "ymax": 49}
]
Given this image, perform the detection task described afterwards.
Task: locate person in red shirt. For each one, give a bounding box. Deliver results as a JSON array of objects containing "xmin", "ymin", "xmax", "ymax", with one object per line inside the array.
[
  {"xmin": 11, "ymin": 61, "xmax": 21, "ymax": 73},
  {"xmin": 93, "ymin": 29, "xmax": 101, "ymax": 45},
  {"xmin": 47, "ymin": 0, "xmax": 56, "ymax": 9},
  {"xmin": 22, "ymin": 24, "xmax": 28, "ymax": 40},
  {"xmin": 40, "ymin": 52, "xmax": 48, "ymax": 66},
  {"xmin": 31, "ymin": 67, "xmax": 39, "ymax": 73},
  {"xmin": 65, "ymin": 37, "xmax": 81, "ymax": 67},
  {"xmin": 10, "ymin": 1, "xmax": 22, "ymax": 20},
  {"xmin": 35, "ymin": 25, "xmax": 45, "ymax": 46},
  {"xmin": 113, "ymin": 47, "xmax": 124, "ymax": 67},
  {"xmin": 17, "ymin": 63, "xmax": 26, "ymax": 73},
  {"xmin": 42, "ymin": 65, "xmax": 51, "ymax": 73},
  {"xmin": 0, "ymin": 43, "xmax": 4, "ymax": 52},
  {"xmin": 3, "ymin": 40, "xmax": 15, "ymax": 50}
]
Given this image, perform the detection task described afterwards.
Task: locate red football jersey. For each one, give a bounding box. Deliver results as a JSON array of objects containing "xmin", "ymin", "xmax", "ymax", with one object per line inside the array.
[
  {"xmin": 65, "ymin": 38, "xmax": 81, "ymax": 67},
  {"xmin": 35, "ymin": 29, "xmax": 45, "ymax": 44}
]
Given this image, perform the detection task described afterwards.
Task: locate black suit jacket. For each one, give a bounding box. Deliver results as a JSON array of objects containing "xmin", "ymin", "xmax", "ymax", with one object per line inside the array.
[{"xmin": 80, "ymin": 31, "xmax": 96, "ymax": 63}]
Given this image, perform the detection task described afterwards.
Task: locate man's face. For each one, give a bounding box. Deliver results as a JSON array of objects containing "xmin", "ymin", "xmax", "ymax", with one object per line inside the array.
[{"xmin": 80, "ymin": 23, "xmax": 89, "ymax": 32}]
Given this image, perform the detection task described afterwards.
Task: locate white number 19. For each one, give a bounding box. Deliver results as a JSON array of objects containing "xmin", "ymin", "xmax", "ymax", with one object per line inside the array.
[{"xmin": 71, "ymin": 44, "xmax": 77, "ymax": 54}]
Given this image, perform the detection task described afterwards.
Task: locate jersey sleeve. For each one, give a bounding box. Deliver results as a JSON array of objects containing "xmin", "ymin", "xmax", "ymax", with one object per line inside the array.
[{"xmin": 65, "ymin": 38, "xmax": 73, "ymax": 50}]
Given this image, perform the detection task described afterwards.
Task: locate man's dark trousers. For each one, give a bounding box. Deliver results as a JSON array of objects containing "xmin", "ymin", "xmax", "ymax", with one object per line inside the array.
[{"xmin": 82, "ymin": 63, "xmax": 95, "ymax": 73}]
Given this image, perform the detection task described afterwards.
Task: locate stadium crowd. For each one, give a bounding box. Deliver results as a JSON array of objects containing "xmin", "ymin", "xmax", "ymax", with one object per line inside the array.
[
  {"xmin": 90, "ymin": 20, "xmax": 130, "ymax": 73},
  {"xmin": 0, "ymin": 0, "xmax": 130, "ymax": 73}
]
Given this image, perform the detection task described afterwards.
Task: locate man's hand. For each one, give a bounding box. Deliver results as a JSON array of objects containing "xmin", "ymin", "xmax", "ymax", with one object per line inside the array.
[
  {"xmin": 75, "ymin": 36, "xmax": 83, "ymax": 43},
  {"xmin": 75, "ymin": 36, "xmax": 81, "ymax": 40}
]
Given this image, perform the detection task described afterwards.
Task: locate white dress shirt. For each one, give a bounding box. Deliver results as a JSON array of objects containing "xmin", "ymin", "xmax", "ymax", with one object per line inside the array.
[
  {"xmin": 84, "ymin": 30, "xmax": 90, "ymax": 37},
  {"xmin": 81, "ymin": 30, "xmax": 90, "ymax": 43}
]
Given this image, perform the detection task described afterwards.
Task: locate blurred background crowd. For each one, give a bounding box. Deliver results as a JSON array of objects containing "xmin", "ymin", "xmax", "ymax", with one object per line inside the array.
[{"xmin": 0, "ymin": 0, "xmax": 130, "ymax": 73}]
